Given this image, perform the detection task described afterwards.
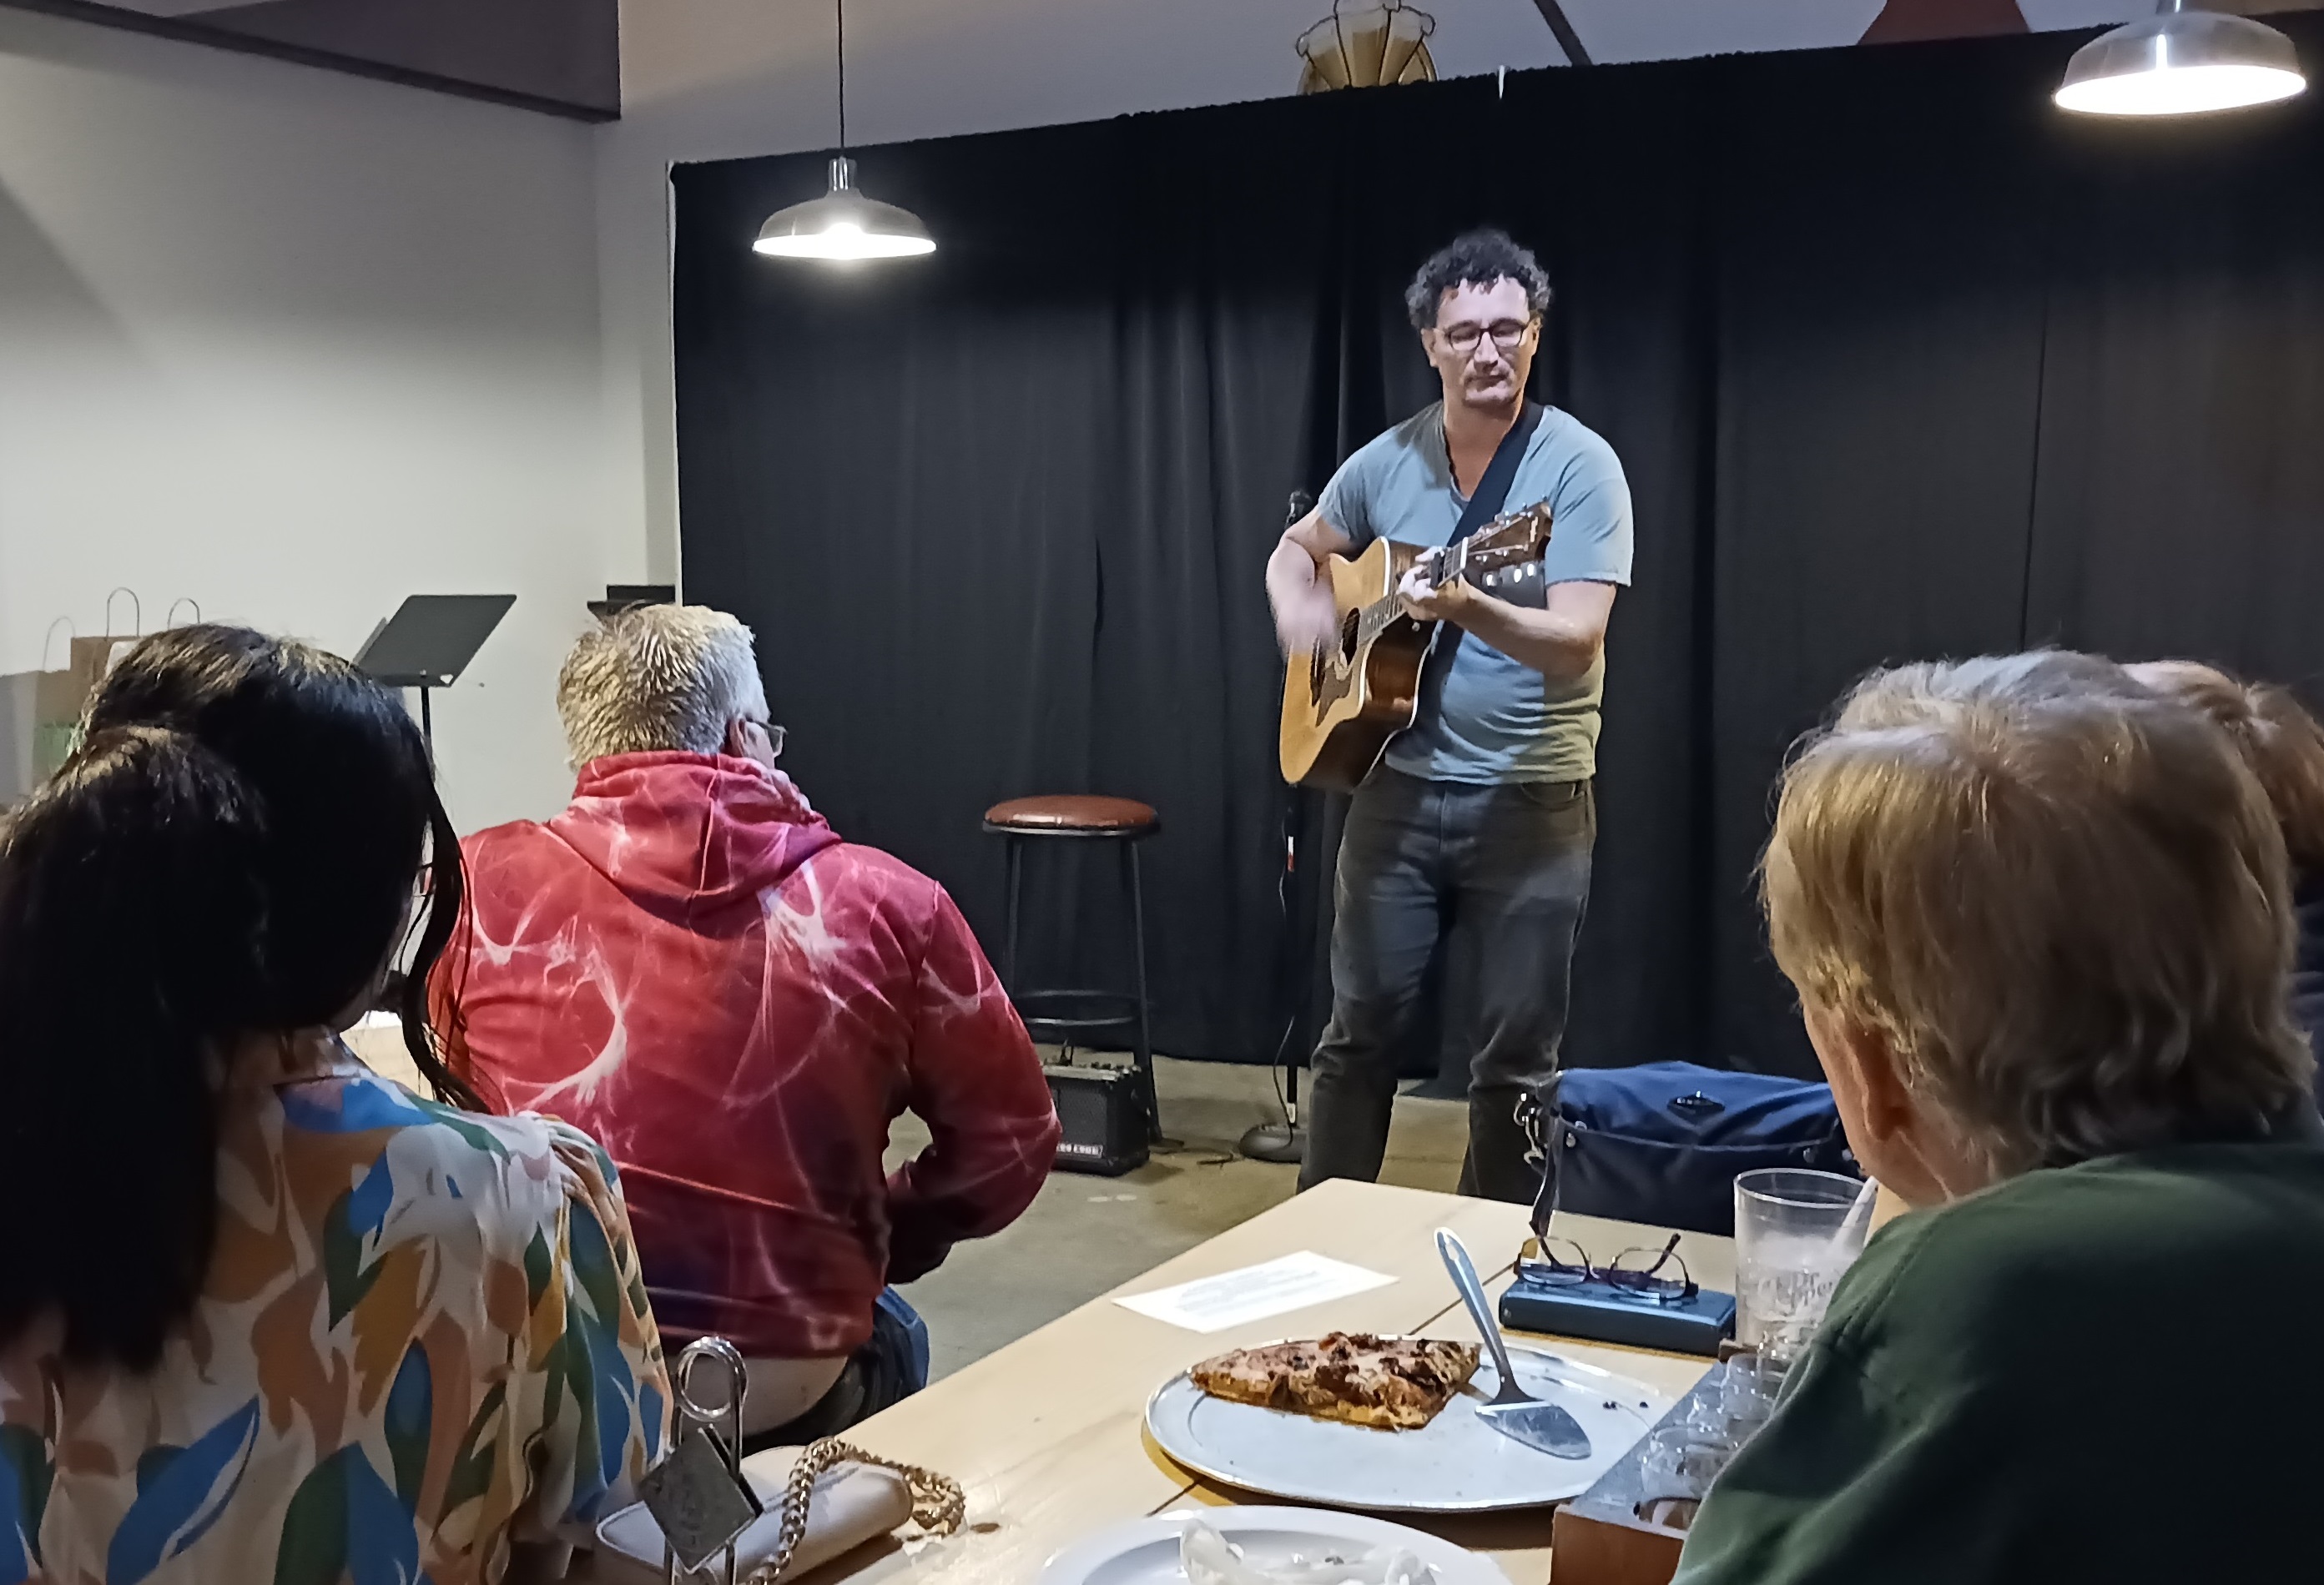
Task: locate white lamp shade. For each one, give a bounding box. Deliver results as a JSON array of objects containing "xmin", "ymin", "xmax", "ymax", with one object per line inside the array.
[
  {"xmin": 2056, "ymin": 8, "xmax": 2305, "ymax": 116},
  {"xmin": 755, "ymin": 158, "xmax": 935, "ymax": 260}
]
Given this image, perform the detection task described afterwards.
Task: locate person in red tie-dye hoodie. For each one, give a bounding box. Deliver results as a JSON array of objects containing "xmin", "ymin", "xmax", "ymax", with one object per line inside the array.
[{"xmin": 436, "ymin": 605, "xmax": 1059, "ymax": 1447}]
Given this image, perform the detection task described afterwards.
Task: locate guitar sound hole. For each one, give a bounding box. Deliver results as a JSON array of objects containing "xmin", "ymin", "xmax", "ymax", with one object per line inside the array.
[{"xmin": 1338, "ymin": 608, "xmax": 1361, "ymax": 664}]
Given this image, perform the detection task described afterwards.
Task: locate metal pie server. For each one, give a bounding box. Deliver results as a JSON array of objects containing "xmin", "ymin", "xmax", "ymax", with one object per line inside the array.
[{"xmin": 1434, "ymin": 1228, "xmax": 1592, "ymax": 1462}]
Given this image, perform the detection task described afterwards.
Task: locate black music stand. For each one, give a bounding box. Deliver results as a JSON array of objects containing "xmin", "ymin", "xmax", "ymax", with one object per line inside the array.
[{"xmin": 355, "ymin": 594, "xmax": 516, "ymax": 749}]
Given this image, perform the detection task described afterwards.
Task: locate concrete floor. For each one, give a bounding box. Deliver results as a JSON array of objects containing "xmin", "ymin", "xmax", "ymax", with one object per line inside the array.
[{"xmin": 889, "ymin": 1055, "xmax": 1471, "ymax": 1381}]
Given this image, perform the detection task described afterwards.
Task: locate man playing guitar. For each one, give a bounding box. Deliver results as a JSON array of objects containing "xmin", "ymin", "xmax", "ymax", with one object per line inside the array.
[{"xmin": 1264, "ymin": 229, "xmax": 1635, "ymax": 1202}]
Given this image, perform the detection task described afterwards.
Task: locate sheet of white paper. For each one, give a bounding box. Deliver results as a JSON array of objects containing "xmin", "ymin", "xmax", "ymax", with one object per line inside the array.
[{"xmin": 1114, "ymin": 1251, "xmax": 1396, "ymax": 1334}]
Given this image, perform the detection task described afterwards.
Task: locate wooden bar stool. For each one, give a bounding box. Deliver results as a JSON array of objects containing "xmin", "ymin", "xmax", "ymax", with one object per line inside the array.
[{"xmin": 981, "ymin": 794, "xmax": 1161, "ymax": 1142}]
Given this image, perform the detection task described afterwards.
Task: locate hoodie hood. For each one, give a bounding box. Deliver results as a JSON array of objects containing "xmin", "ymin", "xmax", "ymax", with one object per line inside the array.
[{"xmin": 547, "ymin": 751, "xmax": 843, "ymax": 918}]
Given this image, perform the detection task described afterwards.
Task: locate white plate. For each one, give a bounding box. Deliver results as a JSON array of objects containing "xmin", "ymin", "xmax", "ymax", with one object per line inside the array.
[
  {"xmin": 1039, "ymin": 1506, "xmax": 1505, "ymax": 1585},
  {"xmin": 1144, "ymin": 1345, "xmax": 1671, "ymax": 1513}
]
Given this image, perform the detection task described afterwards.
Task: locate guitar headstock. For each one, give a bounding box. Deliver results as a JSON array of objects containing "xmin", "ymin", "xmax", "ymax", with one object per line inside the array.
[{"xmin": 1442, "ymin": 501, "xmax": 1554, "ymax": 580}]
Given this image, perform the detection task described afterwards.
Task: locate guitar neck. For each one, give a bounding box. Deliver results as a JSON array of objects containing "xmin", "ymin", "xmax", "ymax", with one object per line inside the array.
[{"xmin": 1354, "ymin": 541, "xmax": 1476, "ymax": 636}]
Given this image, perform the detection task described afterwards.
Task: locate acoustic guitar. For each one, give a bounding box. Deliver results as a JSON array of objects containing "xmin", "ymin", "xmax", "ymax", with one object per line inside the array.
[{"xmin": 1278, "ymin": 503, "xmax": 1555, "ymax": 791}]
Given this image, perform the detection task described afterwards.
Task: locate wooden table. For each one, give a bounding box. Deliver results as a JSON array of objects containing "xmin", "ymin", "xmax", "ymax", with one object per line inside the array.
[{"xmin": 793, "ymin": 1180, "xmax": 1733, "ymax": 1585}]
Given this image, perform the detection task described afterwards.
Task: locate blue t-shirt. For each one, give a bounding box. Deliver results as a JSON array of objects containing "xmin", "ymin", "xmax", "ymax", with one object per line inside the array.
[{"xmin": 1318, "ymin": 402, "xmax": 1634, "ymax": 784}]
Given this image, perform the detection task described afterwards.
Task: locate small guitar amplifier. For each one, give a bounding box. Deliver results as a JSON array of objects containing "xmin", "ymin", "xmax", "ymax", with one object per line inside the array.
[{"xmin": 1045, "ymin": 1064, "xmax": 1149, "ymax": 1176}]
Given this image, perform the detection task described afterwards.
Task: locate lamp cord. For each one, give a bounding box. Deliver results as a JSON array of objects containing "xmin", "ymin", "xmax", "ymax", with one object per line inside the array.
[{"xmin": 835, "ymin": 0, "xmax": 848, "ymax": 152}]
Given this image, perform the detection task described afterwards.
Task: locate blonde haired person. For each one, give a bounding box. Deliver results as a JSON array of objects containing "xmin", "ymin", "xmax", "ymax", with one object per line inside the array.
[
  {"xmin": 1673, "ymin": 652, "xmax": 2324, "ymax": 1584},
  {"xmin": 2127, "ymin": 659, "xmax": 2324, "ymax": 1071},
  {"xmin": 438, "ymin": 605, "xmax": 1057, "ymax": 1447},
  {"xmin": 554, "ymin": 602, "xmax": 776, "ymax": 766}
]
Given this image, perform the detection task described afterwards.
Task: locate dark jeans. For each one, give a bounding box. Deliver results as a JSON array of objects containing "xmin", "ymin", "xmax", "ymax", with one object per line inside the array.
[
  {"xmin": 739, "ymin": 1289, "xmax": 931, "ymax": 1454},
  {"xmin": 1299, "ymin": 767, "xmax": 1596, "ymax": 1203}
]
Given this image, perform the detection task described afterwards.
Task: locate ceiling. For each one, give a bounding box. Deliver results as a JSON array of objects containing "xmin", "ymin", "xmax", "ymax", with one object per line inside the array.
[
  {"xmin": 2, "ymin": 0, "xmax": 619, "ymax": 117},
  {"xmin": 2, "ymin": 0, "xmax": 2319, "ymax": 125}
]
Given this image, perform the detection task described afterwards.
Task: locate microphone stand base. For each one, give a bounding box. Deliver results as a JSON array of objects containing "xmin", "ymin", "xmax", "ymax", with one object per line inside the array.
[{"xmin": 1238, "ymin": 1121, "xmax": 1307, "ymax": 1165}]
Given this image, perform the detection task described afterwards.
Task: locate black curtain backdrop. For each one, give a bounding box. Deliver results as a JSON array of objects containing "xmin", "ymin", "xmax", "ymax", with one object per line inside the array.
[{"xmin": 673, "ymin": 18, "xmax": 2324, "ymax": 1078}]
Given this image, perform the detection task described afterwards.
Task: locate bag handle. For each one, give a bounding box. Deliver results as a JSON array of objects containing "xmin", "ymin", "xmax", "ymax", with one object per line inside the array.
[
  {"xmin": 650, "ymin": 1339, "xmax": 965, "ymax": 1584},
  {"xmin": 166, "ymin": 597, "xmax": 203, "ymax": 628},
  {"xmin": 42, "ymin": 617, "xmax": 73, "ymax": 673},
  {"xmin": 1521, "ymin": 1073, "xmax": 1568, "ymax": 1246},
  {"xmin": 103, "ymin": 586, "xmax": 141, "ymax": 637},
  {"xmin": 757, "ymin": 1438, "xmax": 964, "ymax": 1582}
]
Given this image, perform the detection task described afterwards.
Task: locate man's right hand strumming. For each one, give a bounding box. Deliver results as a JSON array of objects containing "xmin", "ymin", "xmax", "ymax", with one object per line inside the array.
[
  {"xmin": 1267, "ymin": 508, "xmax": 1355, "ymax": 658},
  {"xmin": 1273, "ymin": 586, "xmax": 1339, "ymax": 657}
]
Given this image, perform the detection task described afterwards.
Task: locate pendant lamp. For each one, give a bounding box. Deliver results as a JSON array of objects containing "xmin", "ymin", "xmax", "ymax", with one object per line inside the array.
[
  {"xmin": 754, "ymin": 0, "xmax": 934, "ymax": 261},
  {"xmin": 2056, "ymin": 0, "xmax": 2304, "ymax": 117}
]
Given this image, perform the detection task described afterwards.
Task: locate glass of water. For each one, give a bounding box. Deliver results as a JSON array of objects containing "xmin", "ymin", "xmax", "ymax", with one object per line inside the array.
[{"xmin": 1732, "ymin": 1168, "xmax": 1871, "ymax": 1386}]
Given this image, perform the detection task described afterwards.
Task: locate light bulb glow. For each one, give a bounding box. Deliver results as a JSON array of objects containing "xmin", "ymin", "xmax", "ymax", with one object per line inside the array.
[
  {"xmin": 2055, "ymin": 60, "xmax": 2304, "ymax": 114},
  {"xmin": 754, "ymin": 221, "xmax": 936, "ymax": 260},
  {"xmin": 754, "ymin": 162, "xmax": 935, "ymax": 263},
  {"xmin": 2058, "ymin": 8, "xmax": 2305, "ymax": 117}
]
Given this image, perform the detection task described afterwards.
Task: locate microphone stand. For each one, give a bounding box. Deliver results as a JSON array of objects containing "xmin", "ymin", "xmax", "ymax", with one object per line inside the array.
[{"xmin": 1242, "ymin": 490, "xmax": 1318, "ymax": 1167}]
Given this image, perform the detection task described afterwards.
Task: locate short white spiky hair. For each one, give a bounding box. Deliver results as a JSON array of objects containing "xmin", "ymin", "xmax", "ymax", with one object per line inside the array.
[{"xmin": 556, "ymin": 604, "xmax": 769, "ymax": 768}]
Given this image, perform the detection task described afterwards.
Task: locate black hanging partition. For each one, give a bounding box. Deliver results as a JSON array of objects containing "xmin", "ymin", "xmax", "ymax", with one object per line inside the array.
[{"xmin": 673, "ymin": 18, "xmax": 2324, "ymax": 1076}]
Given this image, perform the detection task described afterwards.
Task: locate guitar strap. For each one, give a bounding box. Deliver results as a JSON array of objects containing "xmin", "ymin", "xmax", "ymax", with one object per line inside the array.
[
  {"xmin": 1397, "ymin": 400, "xmax": 1547, "ymax": 757},
  {"xmin": 1447, "ymin": 400, "xmax": 1545, "ymax": 549}
]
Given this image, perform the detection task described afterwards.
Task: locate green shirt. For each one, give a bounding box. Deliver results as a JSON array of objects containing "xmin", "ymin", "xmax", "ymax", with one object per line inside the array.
[{"xmin": 1674, "ymin": 1136, "xmax": 2324, "ymax": 1583}]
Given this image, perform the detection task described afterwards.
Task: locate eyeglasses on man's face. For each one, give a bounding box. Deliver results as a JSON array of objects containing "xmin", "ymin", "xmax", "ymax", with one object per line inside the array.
[
  {"xmin": 747, "ymin": 720, "xmax": 786, "ymax": 758},
  {"xmin": 1435, "ymin": 319, "xmax": 1536, "ymax": 356}
]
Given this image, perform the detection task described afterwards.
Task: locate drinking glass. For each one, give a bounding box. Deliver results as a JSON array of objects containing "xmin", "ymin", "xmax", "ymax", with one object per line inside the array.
[
  {"xmin": 1732, "ymin": 1168, "xmax": 1871, "ymax": 1384},
  {"xmin": 1636, "ymin": 1424, "xmax": 1727, "ymax": 1502}
]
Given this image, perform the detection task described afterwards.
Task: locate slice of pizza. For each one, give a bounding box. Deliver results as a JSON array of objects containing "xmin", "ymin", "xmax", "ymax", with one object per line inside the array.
[{"xmin": 1188, "ymin": 1332, "xmax": 1481, "ymax": 1430}]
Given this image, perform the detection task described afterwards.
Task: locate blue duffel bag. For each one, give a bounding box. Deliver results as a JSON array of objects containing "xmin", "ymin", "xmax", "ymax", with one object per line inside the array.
[{"xmin": 1520, "ymin": 1061, "xmax": 1859, "ymax": 1238}]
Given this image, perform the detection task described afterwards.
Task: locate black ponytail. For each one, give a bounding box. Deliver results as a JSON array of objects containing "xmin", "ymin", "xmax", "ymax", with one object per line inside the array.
[
  {"xmin": 0, "ymin": 727, "xmax": 270, "ymax": 1368},
  {"xmin": 397, "ymin": 797, "xmax": 484, "ymax": 1112}
]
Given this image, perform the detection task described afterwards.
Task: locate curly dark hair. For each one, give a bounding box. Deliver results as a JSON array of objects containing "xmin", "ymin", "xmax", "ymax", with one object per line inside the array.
[{"xmin": 1404, "ymin": 229, "xmax": 1553, "ymax": 330}]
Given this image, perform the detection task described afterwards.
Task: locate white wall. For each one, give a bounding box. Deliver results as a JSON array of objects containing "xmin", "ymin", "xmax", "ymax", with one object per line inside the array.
[{"xmin": 0, "ymin": 6, "xmax": 618, "ymax": 833}]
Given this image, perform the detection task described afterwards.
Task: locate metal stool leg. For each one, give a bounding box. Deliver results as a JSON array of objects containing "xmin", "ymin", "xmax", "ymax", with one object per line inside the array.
[
  {"xmin": 1125, "ymin": 840, "xmax": 1161, "ymax": 1142},
  {"xmin": 1002, "ymin": 837, "xmax": 1024, "ymax": 994}
]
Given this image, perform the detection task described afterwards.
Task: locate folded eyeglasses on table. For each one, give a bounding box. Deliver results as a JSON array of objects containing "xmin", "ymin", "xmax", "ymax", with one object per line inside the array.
[{"xmin": 1516, "ymin": 1232, "xmax": 1699, "ymax": 1306}]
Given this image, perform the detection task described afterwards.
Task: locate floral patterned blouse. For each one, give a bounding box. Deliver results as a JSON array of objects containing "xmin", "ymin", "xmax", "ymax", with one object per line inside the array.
[{"xmin": 0, "ymin": 1036, "xmax": 669, "ymax": 1584}]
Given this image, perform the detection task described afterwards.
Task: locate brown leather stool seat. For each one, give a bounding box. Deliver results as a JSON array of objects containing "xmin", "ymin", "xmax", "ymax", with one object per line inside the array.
[
  {"xmin": 982, "ymin": 795, "xmax": 1158, "ymax": 834},
  {"xmin": 980, "ymin": 792, "xmax": 1161, "ymax": 1146}
]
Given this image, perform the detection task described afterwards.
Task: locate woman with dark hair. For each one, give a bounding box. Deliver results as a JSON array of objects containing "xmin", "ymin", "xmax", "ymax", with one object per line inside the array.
[
  {"xmin": 0, "ymin": 626, "xmax": 667, "ymax": 1580},
  {"xmin": 2129, "ymin": 660, "xmax": 2324, "ymax": 1067}
]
